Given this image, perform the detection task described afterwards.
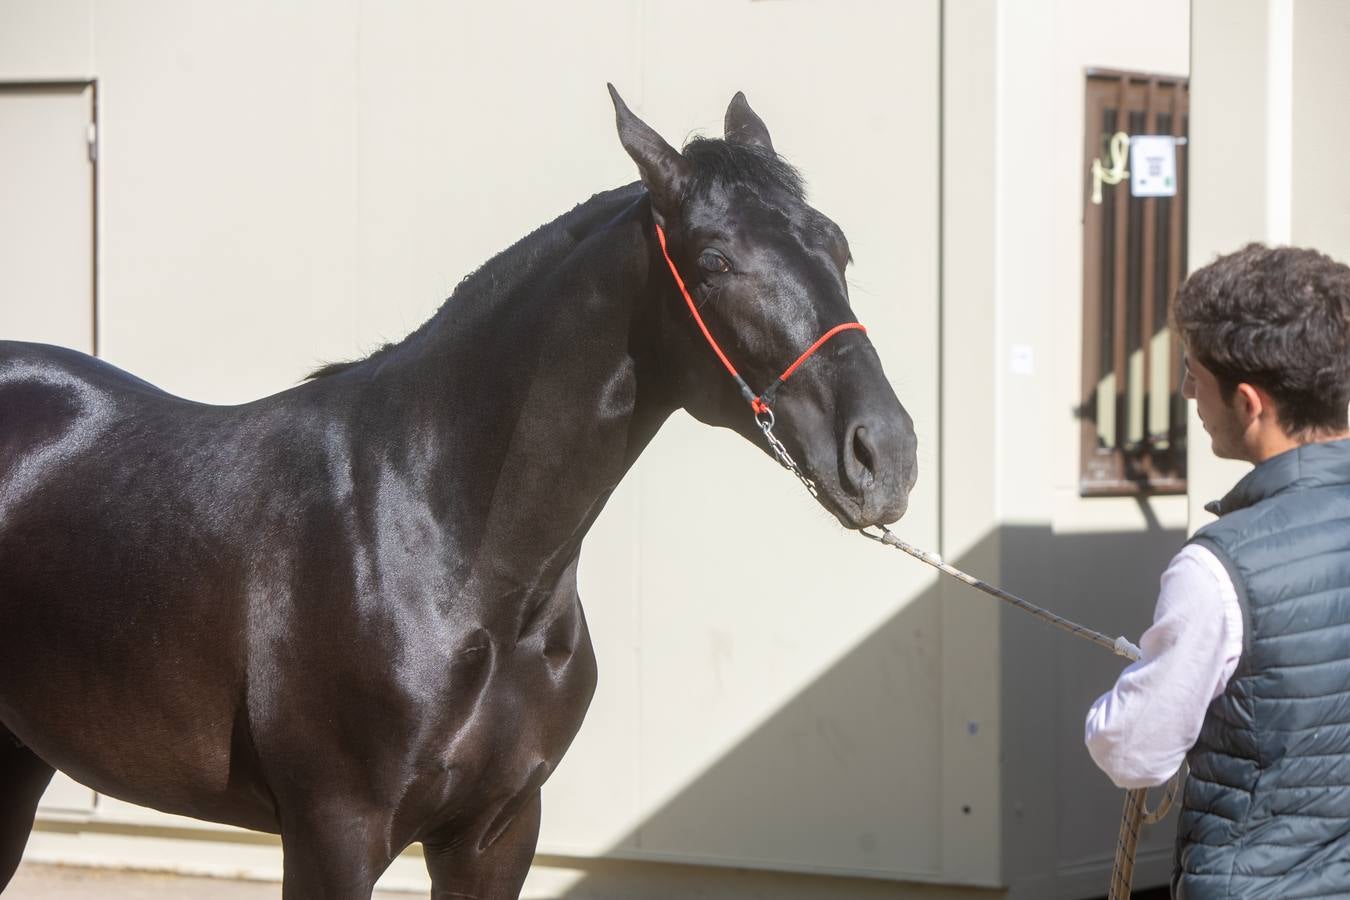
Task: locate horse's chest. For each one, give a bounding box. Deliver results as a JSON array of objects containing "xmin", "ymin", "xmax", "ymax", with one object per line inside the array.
[
  {"xmin": 411, "ymin": 567, "xmax": 598, "ymax": 830},
  {"xmin": 483, "ymin": 580, "xmax": 598, "ymax": 741}
]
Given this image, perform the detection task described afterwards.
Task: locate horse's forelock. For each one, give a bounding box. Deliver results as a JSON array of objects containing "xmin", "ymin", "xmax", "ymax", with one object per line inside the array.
[{"xmin": 680, "ymin": 138, "xmax": 805, "ymax": 204}]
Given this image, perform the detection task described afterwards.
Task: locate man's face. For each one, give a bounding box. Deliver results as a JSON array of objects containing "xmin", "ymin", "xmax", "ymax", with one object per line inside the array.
[{"xmin": 1182, "ymin": 352, "xmax": 1246, "ymax": 459}]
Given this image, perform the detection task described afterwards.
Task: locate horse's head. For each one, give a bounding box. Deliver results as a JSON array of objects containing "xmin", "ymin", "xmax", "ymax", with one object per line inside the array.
[{"xmin": 609, "ymin": 85, "xmax": 918, "ymax": 528}]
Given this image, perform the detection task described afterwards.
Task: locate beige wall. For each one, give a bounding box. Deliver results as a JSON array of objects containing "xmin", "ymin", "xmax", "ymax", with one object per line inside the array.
[
  {"xmin": 1, "ymin": 1, "xmax": 956, "ymax": 896},
  {"xmin": 942, "ymin": 1, "xmax": 1191, "ymax": 895},
  {"xmin": 1291, "ymin": 1, "xmax": 1350, "ymax": 257},
  {"xmin": 1188, "ymin": 0, "xmax": 1350, "ymax": 527},
  {"xmin": 939, "ymin": 1, "xmax": 1002, "ymax": 885}
]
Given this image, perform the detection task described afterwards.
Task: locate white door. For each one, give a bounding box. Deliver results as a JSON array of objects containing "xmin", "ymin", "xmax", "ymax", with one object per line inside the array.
[
  {"xmin": 0, "ymin": 83, "xmax": 95, "ymax": 350},
  {"xmin": 0, "ymin": 82, "xmax": 98, "ymax": 814}
]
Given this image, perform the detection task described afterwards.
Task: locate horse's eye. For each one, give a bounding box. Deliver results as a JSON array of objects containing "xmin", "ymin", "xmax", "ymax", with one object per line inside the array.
[{"xmin": 698, "ymin": 250, "xmax": 730, "ymax": 274}]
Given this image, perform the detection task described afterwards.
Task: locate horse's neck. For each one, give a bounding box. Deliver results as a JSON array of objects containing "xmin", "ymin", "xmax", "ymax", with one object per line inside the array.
[{"xmin": 369, "ymin": 188, "xmax": 671, "ymax": 579}]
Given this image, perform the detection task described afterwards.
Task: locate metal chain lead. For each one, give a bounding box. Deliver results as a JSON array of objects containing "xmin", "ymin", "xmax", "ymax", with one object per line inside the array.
[{"xmin": 755, "ymin": 408, "xmax": 819, "ymax": 498}]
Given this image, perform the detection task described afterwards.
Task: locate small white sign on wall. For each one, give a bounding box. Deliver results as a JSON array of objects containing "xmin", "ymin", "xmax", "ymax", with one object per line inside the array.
[{"xmin": 1129, "ymin": 135, "xmax": 1178, "ymax": 197}]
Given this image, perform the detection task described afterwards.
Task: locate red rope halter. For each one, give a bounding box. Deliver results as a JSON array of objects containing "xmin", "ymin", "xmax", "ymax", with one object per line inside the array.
[{"xmin": 653, "ymin": 223, "xmax": 865, "ymax": 415}]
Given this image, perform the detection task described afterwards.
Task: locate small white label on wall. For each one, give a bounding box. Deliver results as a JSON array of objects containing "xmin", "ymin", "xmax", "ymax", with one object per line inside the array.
[
  {"xmin": 1130, "ymin": 135, "xmax": 1178, "ymax": 197},
  {"xmin": 1009, "ymin": 344, "xmax": 1034, "ymax": 375}
]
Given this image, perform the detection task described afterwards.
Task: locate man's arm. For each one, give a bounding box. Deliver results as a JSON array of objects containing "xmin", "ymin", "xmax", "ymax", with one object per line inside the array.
[{"xmin": 1084, "ymin": 544, "xmax": 1243, "ymax": 789}]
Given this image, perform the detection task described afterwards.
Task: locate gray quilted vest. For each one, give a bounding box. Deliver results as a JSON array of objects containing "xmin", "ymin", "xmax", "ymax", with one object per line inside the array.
[{"xmin": 1173, "ymin": 438, "xmax": 1350, "ymax": 899}]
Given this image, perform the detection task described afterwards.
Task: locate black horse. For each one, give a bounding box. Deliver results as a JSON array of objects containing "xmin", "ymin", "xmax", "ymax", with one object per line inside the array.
[{"xmin": 0, "ymin": 87, "xmax": 917, "ymax": 898}]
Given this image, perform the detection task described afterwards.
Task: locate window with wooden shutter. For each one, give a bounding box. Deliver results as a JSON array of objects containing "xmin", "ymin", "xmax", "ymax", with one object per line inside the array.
[{"xmin": 1081, "ymin": 70, "xmax": 1189, "ymax": 496}]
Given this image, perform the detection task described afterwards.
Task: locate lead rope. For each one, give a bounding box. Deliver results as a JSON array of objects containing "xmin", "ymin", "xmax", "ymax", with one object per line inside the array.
[
  {"xmin": 763, "ymin": 431, "xmax": 1182, "ymax": 893},
  {"xmin": 1109, "ymin": 775, "xmax": 1180, "ymax": 900},
  {"xmin": 859, "ymin": 525, "xmax": 1182, "ymax": 898},
  {"xmin": 760, "ymin": 448, "xmax": 1181, "ymax": 896}
]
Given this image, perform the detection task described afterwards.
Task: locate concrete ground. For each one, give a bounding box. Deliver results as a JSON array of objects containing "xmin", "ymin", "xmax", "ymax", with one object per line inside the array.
[
  {"xmin": 7, "ymin": 860, "xmax": 1171, "ymax": 900},
  {"xmin": 6, "ymin": 863, "xmax": 413, "ymax": 899}
]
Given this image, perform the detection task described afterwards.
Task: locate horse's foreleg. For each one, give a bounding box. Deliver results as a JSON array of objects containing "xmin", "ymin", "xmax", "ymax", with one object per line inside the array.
[
  {"xmin": 423, "ymin": 791, "xmax": 541, "ymax": 900},
  {"xmin": 0, "ymin": 735, "xmax": 55, "ymax": 889},
  {"xmin": 279, "ymin": 805, "xmax": 394, "ymax": 900}
]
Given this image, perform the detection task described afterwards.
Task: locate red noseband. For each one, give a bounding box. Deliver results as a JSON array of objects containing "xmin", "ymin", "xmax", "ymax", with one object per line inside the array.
[{"xmin": 653, "ymin": 223, "xmax": 866, "ymax": 415}]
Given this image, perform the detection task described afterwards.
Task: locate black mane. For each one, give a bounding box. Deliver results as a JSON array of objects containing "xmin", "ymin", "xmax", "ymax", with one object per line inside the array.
[
  {"xmin": 305, "ymin": 185, "xmax": 644, "ymax": 381},
  {"xmin": 305, "ymin": 139, "xmax": 805, "ymax": 382}
]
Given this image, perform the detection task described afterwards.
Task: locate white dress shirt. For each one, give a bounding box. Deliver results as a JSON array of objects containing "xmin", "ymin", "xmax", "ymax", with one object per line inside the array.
[{"xmin": 1084, "ymin": 543, "xmax": 1245, "ymax": 789}]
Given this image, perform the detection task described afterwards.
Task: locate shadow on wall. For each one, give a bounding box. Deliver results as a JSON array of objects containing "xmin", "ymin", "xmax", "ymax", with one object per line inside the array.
[
  {"xmin": 557, "ymin": 521, "xmax": 1186, "ymax": 900},
  {"xmin": 998, "ymin": 523, "xmax": 1185, "ymax": 900}
]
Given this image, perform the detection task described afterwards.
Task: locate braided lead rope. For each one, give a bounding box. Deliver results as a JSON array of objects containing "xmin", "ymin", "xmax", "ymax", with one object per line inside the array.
[
  {"xmin": 859, "ymin": 526, "xmax": 1142, "ymax": 661},
  {"xmin": 1110, "ymin": 788, "xmax": 1149, "ymax": 900},
  {"xmin": 858, "ymin": 524, "xmax": 1182, "ymax": 898},
  {"xmin": 1109, "ymin": 777, "xmax": 1182, "ymax": 900}
]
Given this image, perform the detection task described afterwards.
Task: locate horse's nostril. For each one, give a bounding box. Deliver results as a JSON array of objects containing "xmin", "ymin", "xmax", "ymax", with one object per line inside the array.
[{"xmin": 852, "ymin": 426, "xmax": 876, "ymax": 479}]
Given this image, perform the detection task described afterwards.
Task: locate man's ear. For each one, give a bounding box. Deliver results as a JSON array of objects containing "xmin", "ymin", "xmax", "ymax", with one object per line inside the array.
[
  {"xmin": 607, "ymin": 83, "xmax": 690, "ymax": 225},
  {"xmin": 1235, "ymin": 382, "xmax": 1269, "ymax": 427}
]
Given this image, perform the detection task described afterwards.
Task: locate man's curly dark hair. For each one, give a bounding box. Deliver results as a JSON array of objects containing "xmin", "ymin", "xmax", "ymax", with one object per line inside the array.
[{"xmin": 1172, "ymin": 243, "xmax": 1350, "ymax": 437}]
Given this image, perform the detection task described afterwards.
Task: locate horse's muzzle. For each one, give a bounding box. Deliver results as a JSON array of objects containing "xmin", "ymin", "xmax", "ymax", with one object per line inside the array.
[{"xmin": 839, "ymin": 407, "xmax": 917, "ymax": 527}]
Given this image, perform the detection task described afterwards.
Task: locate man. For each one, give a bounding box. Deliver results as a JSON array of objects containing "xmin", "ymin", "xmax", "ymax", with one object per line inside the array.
[{"xmin": 1085, "ymin": 243, "xmax": 1350, "ymax": 898}]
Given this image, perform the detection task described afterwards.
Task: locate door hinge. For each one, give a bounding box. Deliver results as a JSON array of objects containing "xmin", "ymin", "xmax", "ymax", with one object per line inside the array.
[{"xmin": 87, "ymin": 122, "xmax": 97, "ymax": 163}]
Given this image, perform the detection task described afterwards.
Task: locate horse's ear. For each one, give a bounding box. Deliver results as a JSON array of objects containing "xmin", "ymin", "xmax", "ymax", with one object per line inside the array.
[
  {"xmin": 724, "ymin": 91, "xmax": 774, "ymax": 154},
  {"xmin": 607, "ymin": 84, "xmax": 689, "ymax": 221}
]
